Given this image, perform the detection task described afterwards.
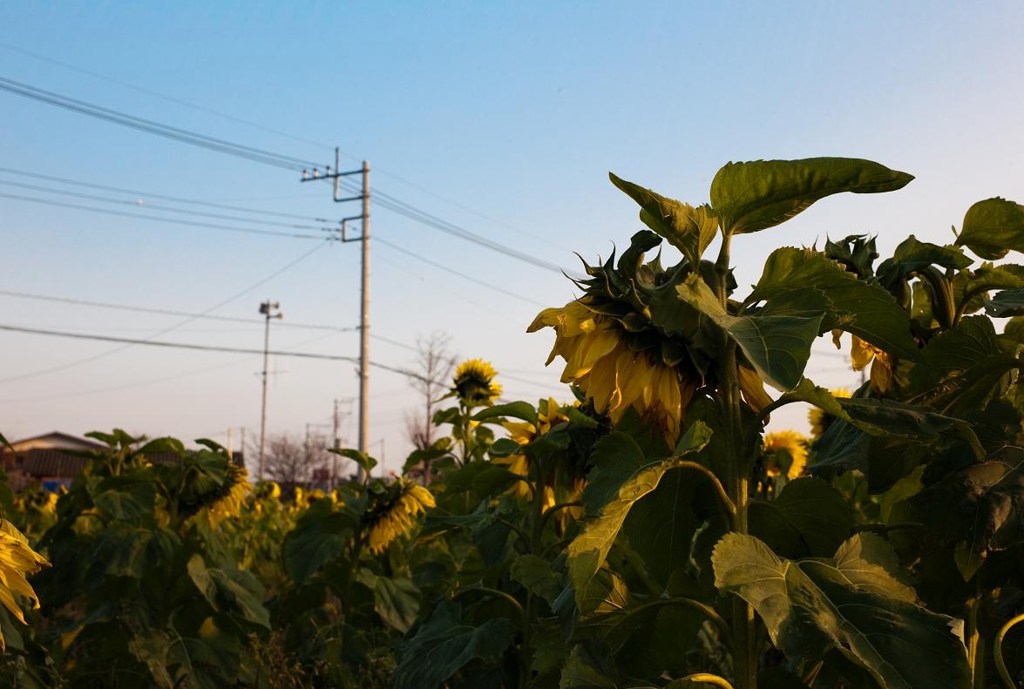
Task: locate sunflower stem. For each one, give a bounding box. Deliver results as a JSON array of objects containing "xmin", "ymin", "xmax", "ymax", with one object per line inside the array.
[{"xmin": 715, "ymin": 229, "xmax": 757, "ymax": 689}]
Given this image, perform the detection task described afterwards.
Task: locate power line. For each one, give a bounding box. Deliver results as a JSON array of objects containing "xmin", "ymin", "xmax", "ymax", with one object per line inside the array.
[
  {"xmin": 375, "ymin": 236, "xmax": 547, "ymax": 307},
  {"xmin": 0, "ymin": 324, "xmax": 427, "ymax": 380},
  {"xmin": 2, "ymin": 73, "xmax": 574, "ymax": 275},
  {"xmin": 0, "ymin": 165, "xmax": 331, "ymax": 222},
  {"xmin": 0, "ymin": 178, "xmax": 333, "ymax": 232},
  {"xmin": 0, "ymin": 173, "xmax": 560, "ymax": 305},
  {"xmin": 0, "ymin": 330, "xmax": 341, "ymax": 405},
  {"xmin": 0, "ymin": 190, "xmax": 325, "ymax": 240},
  {"xmin": 0, "ymin": 76, "xmax": 320, "ymax": 170},
  {"xmin": 0, "ymin": 41, "xmax": 332, "ymax": 152},
  {"xmin": 373, "ymin": 189, "xmax": 573, "ymax": 276},
  {"xmin": 1, "ymin": 42, "xmax": 569, "ymax": 255},
  {"xmin": 0, "ymin": 240, "xmax": 330, "ymax": 384},
  {"xmin": 0, "ymin": 288, "xmax": 356, "ymax": 332}
]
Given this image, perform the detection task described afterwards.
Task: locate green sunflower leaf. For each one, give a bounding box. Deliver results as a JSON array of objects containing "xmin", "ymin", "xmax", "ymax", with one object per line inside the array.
[
  {"xmin": 609, "ymin": 172, "xmax": 718, "ymax": 266},
  {"xmin": 748, "ymin": 247, "xmax": 919, "ymax": 360},
  {"xmin": 393, "ymin": 601, "xmax": 515, "ymax": 689},
  {"xmin": 712, "ymin": 533, "xmax": 970, "ymax": 689},
  {"xmin": 710, "ymin": 157, "xmax": 913, "ymax": 235},
  {"xmin": 876, "ymin": 235, "xmax": 972, "ymax": 290},
  {"xmin": 567, "ymin": 422, "xmax": 711, "ymax": 608},
  {"xmin": 955, "ymin": 197, "xmax": 1024, "ymax": 260}
]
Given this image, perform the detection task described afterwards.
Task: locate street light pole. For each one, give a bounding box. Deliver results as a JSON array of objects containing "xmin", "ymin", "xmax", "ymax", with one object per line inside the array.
[{"xmin": 258, "ymin": 299, "xmax": 283, "ymax": 482}]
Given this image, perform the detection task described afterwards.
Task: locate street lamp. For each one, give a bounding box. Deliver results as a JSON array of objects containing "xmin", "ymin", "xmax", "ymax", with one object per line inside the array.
[{"xmin": 258, "ymin": 300, "xmax": 283, "ymax": 482}]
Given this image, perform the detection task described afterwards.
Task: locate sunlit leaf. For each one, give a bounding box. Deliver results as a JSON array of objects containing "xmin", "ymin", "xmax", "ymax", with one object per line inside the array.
[
  {"xmin": 710, "ymin": 157, "xmax": 913, "ymax": 235},
  {"xmin": 748, "ymin": 247, "xmax": 919, "ymax": 359},
  {"xmin": 675, "ymin": 273, "xmax": 821, "ymax": 391},
  {"xmin": 330, "ymin": 447, "xmax": 377, "ymax": 474},
  {"xmin": 473, "ymin": 401, "xmax": 538, "ymax": 424},
  {"xmin": 610, "ymin": 172, "xmax": 718, "ymax": 266},
  {"xmin": 876, "ymin": 235, "xmax": 972, "ymax": 290},
  {"xmin": 955, "ymin": 197, "xmax": 1024, "ymax": 260}
]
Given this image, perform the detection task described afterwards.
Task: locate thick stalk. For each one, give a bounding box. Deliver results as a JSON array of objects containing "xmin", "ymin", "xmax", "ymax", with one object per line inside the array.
[{"xmin": 716, "ymin": 231, "xmax": 757, "ymax": 689}]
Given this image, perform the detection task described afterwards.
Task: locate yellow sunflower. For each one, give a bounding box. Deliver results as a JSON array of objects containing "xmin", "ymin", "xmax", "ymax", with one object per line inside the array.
[
  {"xmin": 763, "ymin": 430, "xmax": 809, "ymax": 480},
  {"xmin": 453, "ymin": 358, "xmax": 503, "ymax": 407},
  {"xmin": 256, "ymin": 480, "xmax": 282, "ymax": 500},
  {"xmin": 496, "ymin": 398, "xmax": 572, "ymax": 502},
  {"xmin": 365, "ymin": 482, "xmax": 436, "ymax": 554},
  {"xmin": 808, "ymin": 387, "xmax": 852, "ymax": 439},
  {"xmin": 207, "ymin": 471, "xmax": 251, "ymax": 525},
  {"xmin": 0, "ymin": 519, "xmax": 49, "ymax": 650},
  {"xmin": 833, "ymin": 331, "xmax": 894, "ymax": 393},
  {"xmin": 528, "ymin": 300, "xmax": 692, "ymax": 444}
]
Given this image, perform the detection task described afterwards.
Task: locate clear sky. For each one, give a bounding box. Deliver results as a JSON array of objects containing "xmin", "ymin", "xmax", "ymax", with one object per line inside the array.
[{"xmin": 1, "ymin": 2, "xmax": 1022, "ymax": 474}]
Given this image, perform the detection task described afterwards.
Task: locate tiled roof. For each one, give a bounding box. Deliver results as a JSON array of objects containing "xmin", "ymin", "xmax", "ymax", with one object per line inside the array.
[{"xmin": 2, "ymin": 448, "xmax": 245, "ymax": 479}]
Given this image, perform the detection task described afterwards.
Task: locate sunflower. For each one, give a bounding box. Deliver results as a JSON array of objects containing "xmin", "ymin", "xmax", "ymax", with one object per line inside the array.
[
  {"xmin": 206, "ymin": 466, "xmax": 252, "ymax": 525},
  {"xmin": 0, "ymin": 519, "xmax": 49, "ymax": 650},
  {"xmin": 453, "ymin": 358, "xmax": 502, "ymax": 407},
  {"xmin": 832, "ymin": 331, "xmax": 894, "ymax": 393},
  {"xmin": 496, "ymin": 398, "xmax": 572, "ymax": 503},
  {"xmin": 808, "ymin": 387, "xmax": 852, "ymax": 438},
  {"xmin": 256, "ymin": 480, "xmax": 282, "ymax": 500},
  {"xmin": 529, "ymin": 299, "xmax": 693, "ymax": 444},
  {"xmin": 365, "ymin": 481, "xmax": 436, "ymax": 554},
  {"xmin": 763, "ymin": 430, "xmax": 809, "ymax": 480}
]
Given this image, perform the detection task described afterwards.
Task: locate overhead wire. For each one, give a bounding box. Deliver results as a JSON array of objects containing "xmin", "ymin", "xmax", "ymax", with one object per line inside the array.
[
  {"xmin": 0, "ymin": 288, "xmax": 355, "ymax": 331},
  {"xmin": 0, "ymin": 76, "xmax": 318, "ymax": 171},
  {"xmin": 374, "ymin": 236, "xmax": 547, "ymax": 307},
  {"xmin": 0, "ymin": 165, "xmax": 563, "ymax": 307},
  {"xmin": 0, "ymin": 324, "xmax": 427, "ymax": 380},
  {"xmin": 0, "ymin": 41, "xmax": 332, "ymax": 151},
  {"xmin": 1, "ymin": 76, "xmax": 578, "ymax": 276},
  {"xmin": 0, "ymin": 240, "xmax": 331, "ymax": 384},
  {"xmin": 0, "ymin": 178, "xmax": 334, "ymax": 231},
  {"xmin": 0, "ymin": 190, "xmax": 325, "ymax": 240},
  {"xmin": 0, "ymin": 329, "xmax": 351, "ymax": 405},
  {"xmin": 0, "ymin": 287, "xmax": 426, "ymax": 353},
  {"xmin": 0, "ymin": 165, "xmax": 332, "ymax": 222}
]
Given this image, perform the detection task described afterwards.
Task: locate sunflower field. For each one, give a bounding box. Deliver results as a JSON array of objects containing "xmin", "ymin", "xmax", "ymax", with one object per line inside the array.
[{"xmin": 4, "ymin": 157, "xmax": 1024, "ymax": 688}]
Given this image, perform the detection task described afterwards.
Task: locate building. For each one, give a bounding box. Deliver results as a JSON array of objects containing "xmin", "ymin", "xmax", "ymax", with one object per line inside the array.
[
  {"xmin": 1, "ymin": 431, "xmax": 105, "ymax": 491},
  {"xmin": 1, "ymin": 432, "xmax": 245, "ymax": 491}
]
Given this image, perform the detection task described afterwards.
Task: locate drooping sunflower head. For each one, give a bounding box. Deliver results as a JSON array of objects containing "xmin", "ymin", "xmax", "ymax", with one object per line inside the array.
[
  {"xmin": 364, "ymin": 480, "xmax": 436, "ymax": 555},
  {"xmin": 763, "ymin": 430, "xmax": 809, "ymax": 480},
  {"xmin": 808, "ymin": 387, "xmax": 852, "ymax": 439},
  {"xmin": 255, "ymin": 480, "xmax": 282, "ymax": 501},
  {"xmin": 204, "ymin": 464, "xmax": 251, "ymax": 526},
  {"xmin": 832, "ymin": 331, "xmax": 894, "ymax": 394},
  {"xmin": 528, "ymin": 233, "xmax": 709, "ymax": 445},
  {"xmin": 453, "ymin": 358, "xmax": 502, "ymax": 407},
  {"xmin": 0, "ymin": 519, "xmax": 49, "ymax": 649}
]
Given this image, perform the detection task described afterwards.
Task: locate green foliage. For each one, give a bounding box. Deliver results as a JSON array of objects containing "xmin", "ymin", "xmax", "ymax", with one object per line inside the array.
[
  {"xmin": 6, "ymin": 156, "xmax": 1024, "ymax": 689},
  {"xmin": 713, "ymin": 533, "xmax": 971, "ymax": 689},
  {"xmin": 710, "ymin": 157, "xmax": 913, "ymax": 235}
]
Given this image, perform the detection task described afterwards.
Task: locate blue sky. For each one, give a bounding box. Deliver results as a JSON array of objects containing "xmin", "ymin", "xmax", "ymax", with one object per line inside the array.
[{"xmin": 1, "ymin": 2, "xmax": 1022, "ymax": 473}]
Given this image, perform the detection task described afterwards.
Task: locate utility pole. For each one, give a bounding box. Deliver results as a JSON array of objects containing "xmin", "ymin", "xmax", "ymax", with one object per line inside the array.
[
  {"xmin": 332, "ymin": 399, "xmax": 341, "ymax": 489},
  {"xmin": 301, "ymin": 150, "xmax": 371, "ymax": 468},
  {"xmin": 258, "ymin": 300, "xmax": 283, "ymax": 482}
]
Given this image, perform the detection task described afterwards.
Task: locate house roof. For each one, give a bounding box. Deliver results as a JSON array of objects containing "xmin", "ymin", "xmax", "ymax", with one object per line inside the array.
[
  {"xmin": 10, "ymin": 449, "xmax": 90, "ymax": 478},
  {"xmin": 5, "ymin": 432, "xmax": 107, "ymax": 452}
]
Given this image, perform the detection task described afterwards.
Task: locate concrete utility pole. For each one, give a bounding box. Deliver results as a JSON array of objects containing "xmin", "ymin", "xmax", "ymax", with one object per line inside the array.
[
  {"xmin": 258, "ymin": 300, "xmax": 283, "ymax": 482},
  {"xmin": 300, "ymin": 150, "xmax": 371, "ymax": 467}
]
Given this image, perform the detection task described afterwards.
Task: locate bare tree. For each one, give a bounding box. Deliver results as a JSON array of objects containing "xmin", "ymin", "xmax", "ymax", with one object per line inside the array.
[
  {"xmin": 262, "ymin": 432, "xmax": 331, "ymax": 486},
  {"xmin": 404, "ymin": 332, "xmax": 457, "ymax": 451}
]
